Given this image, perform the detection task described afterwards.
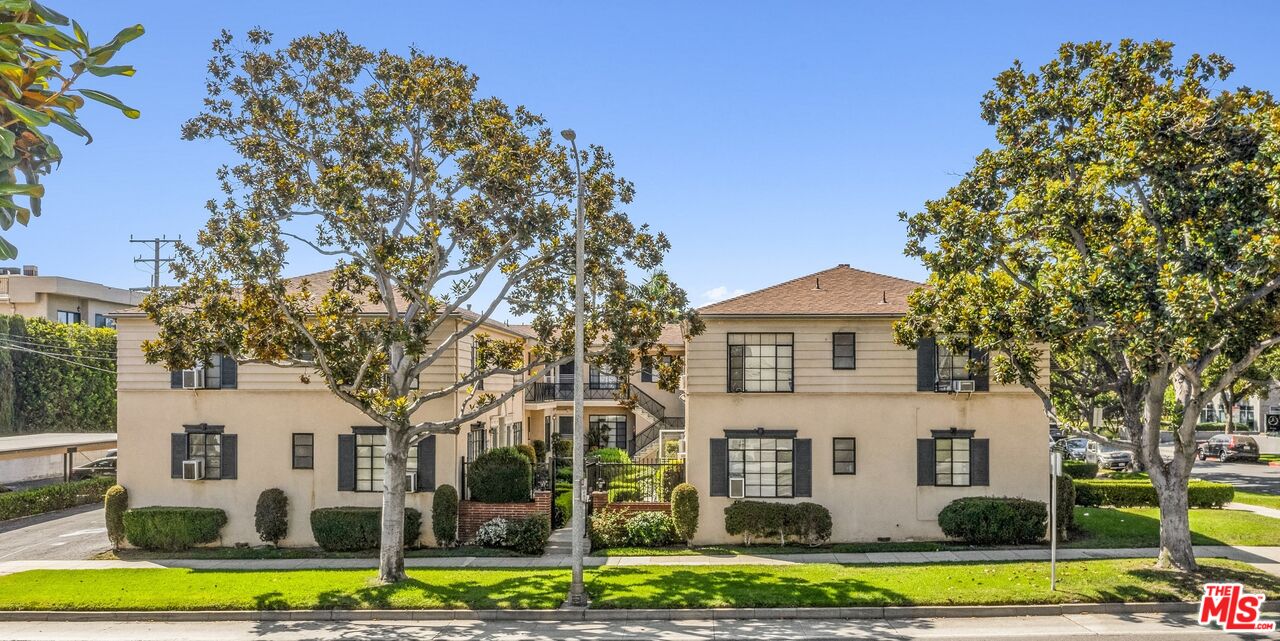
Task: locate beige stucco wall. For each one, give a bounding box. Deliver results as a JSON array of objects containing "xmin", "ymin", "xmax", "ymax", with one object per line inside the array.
[
  {"xmin": 685, "ymin": 315, "xmax": 1049, "ymax": 544},
  {"xmin": 0, "ymin": 275, "xmax": 141, "ymax": 323},
  {"xmin": 115, "ymin": 315, "xmax": 526, "ymax": 547}
]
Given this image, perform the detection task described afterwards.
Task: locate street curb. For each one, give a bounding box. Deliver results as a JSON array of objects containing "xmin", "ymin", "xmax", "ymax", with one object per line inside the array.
[{"xmin": 1, "ymin": 601, "xmax": 1269, "ymax": 622}]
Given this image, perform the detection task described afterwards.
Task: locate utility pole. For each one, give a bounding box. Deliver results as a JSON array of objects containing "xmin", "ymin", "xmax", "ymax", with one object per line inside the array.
[
  {"xmin": 560, "ymin": 127, "xmax": 589, "ymax": 608},
  {"xmin": 130, "ymin": 235, "xmax": 179, "ymax": 291}
]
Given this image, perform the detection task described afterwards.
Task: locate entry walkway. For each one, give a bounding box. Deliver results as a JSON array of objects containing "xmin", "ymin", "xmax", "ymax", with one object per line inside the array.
[
  {"xmin": 2, "ymin": 545, "xmax": 1280, "ymax": 575},
  {"xmin": 1227, "ymin": 501, "xmax": 1280, "ymax": 520}
]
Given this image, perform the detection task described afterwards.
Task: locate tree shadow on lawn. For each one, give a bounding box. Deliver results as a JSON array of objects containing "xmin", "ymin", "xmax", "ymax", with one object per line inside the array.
[
  {"xmin": 233, "ymin": 569, "xmax": 568, "ymax": 610},
  {"xmin": 584, "ymin": 567, "xmax": 910, "ymax": 609},
  {"xmin": 1054, "ymin": 561, "xmax": 1280, "ymax": 608},
  {"xmin": 1066, "ymin": 507, "xmax": 1242, "ymax": 548}
]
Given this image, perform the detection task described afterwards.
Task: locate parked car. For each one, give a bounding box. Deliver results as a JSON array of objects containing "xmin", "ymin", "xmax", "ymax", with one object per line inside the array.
[
  {"xmin": 1086, "ymin": 441, "xmax": 1133, "ymax": 471},
  {"xmin": 1062, "ymin": 437, "xmax": 1089, "ymax": 461},
  {"xmin": 69, "ymin": 456, "xmax": 116, "ymax": 480},
  {"xmin": 1197, "ymin": 435, "xmax": 1260, "ymax": 463}
]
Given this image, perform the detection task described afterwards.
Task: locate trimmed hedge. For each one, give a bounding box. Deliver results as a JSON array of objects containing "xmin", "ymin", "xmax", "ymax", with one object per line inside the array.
[
  {"xmin": 104, "ymin": 485, "xmax": 128, "ymax": 550},
  {"xmin": 1054, "ymin": 474, "xmax": 1075, "ymax": 536},
  {"xmin": 432, "ymin": 484, "xmax": 459, "ymax": 547},
  {"xmin": 670, "ymin": 483, "xmax": 699, "ymax": 543},
  {"xmin": 591, "ymin": 447, "xmax": 631, "ymax": 464},
  {"xmin": 588, "ymin": 507, "xmax": 631, "ymax": 548},
  {"xmin": 938, "ymin": 497, "xmax": 1047, "ymax": 545},
  {"xmin": 1062, "ymin": 461, "xmax": 1098, "ymax": 480},
  {"xmin": 0, "ymin": 476, "xmax": 113, "ymax": 521},
  {"xmin": 254, "ymin": 489, "xmax": 288, "ymax": 545},
  {"xmin": 7, "ymin": 316, "xmax": 117, "ymax": 432},
  {"xmin": 625, "ymin": 511, "xmax": 676, "ymax": 546},
  {"xmin": 723, "ymin": 500, "xmax": 833, "ymax": 546},
  {"xmin": 123, "ymin": 507, "xmax": 227, "ymax": 551},
  {"xmin": 507, "ymin": 515, "xmax": 551, "ymax": 555},
  {"xmin": 1073, "ymin": 479, "xmax": 1234, "ymax": 508},
  {"xmin": 309, "ymin": 507, "xmax": 422, "ymax": 552},
  {"xmin": 553, "ymin": 484, "xmax": 572, "ymax": 529},
  {"xmin": 468, "ymin": 447, "xmax": 532, "ymax": 503}
]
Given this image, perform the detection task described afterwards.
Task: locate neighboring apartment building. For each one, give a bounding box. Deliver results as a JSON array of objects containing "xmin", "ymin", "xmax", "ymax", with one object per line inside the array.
[
  {"xmin": 0, "ymin": 265, "xmax": 143, "ymax": 327},
  {"xmin": 1199, "ymin": 385, "xmax": 1280, "ymax": 434},
  {"xmin": 114, "ymin": 270, "xmax": 530, "ymax": 546},
  {"xmin": 684, "ymin": 265, "xmax": 1050, "ymax": 544}
]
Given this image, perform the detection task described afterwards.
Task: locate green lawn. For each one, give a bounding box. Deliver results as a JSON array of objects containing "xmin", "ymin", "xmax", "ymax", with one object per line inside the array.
[
  {"xmin": 1, "ymin": 559, "xmax": 1273, "ymax": 610},
  {"xmin": 1233, "ymin": 491, "xmax": 1280, "ymax": 511},
  {"xmin": 1070, "ymin": 506, "xmax": 1280, "ymax": 548},
  {"xmin": 1260, "ymin": 454, "xmax": 1278, "ymax": 464},
  {"xmin": 600, "ymin": 541, "xmax": 949, "ymax": 556},
  {"xmin": 95, "ymin": 545, "xmax": 522, "ymax": 561}
]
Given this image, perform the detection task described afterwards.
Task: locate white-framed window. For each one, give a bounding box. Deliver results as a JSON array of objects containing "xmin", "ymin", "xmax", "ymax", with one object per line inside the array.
[
  {"xmin": 355, "ymin": 433, "xmax": 417, "ymax": 492},
  {"xmin": 728, "ymin": 436, "xmax": 793, "ymax": 497},
  {"xmin": 727, "ymin": 333, "xmax": 794, "ymax": 393},
  {"xmin": 934, "ymin": 437, "xmax": 970, "ymax": 486}
]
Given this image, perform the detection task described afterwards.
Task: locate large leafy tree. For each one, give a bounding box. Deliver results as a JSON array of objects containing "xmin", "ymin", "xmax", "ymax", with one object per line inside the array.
[
  {"xmin": 0, "ymin": 1, "xmax": 141, "ymax": 258},
  {"xmin": 141, "ymin": 30, "xmax": 699, "ymax": 583},
  {"xmin": 895, "ymin": 40, "xmax": 1280, "ymax": 571}
]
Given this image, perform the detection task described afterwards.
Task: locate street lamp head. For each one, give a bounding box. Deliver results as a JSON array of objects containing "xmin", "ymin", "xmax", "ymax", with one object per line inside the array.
[{"xmin": 560, "ymin": 129, "xmax": 576, "ymax": 142}]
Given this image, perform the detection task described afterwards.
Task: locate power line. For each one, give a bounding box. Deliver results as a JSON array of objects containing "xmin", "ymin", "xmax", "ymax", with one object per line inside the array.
[
  {"xmin": 0, "ymin": 343, "xmax": 117, "ymax": 373},
  {"xmin": 0, "ymin": 340, "xmax": 117, "ymax": 362},
  {"xmin": 0, "ymin": 335, "xmax": 117, "ymax": 357},
  {"xmin": 131, "ymin": 235, "xmax": 180, "ymax": 291}
]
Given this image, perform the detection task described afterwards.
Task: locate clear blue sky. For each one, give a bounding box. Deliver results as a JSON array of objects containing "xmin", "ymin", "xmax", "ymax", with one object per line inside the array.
[{"xmin": 17, "ymin": 1, "xmax": 1280, "ymax": 310}]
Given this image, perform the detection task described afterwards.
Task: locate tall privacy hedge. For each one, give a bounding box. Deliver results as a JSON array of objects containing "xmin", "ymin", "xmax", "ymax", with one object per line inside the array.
[{"xmin": 0, "ymin": 315, "xmax": 116, "ymax": 432}]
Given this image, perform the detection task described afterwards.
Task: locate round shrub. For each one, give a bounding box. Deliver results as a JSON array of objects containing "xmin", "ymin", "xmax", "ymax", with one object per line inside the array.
[
  {"xmin": 531, "ymin": 439, "xmax": 547, "ymax": 463},
  {"xmin": 473, "ymin": 517, "xmax": 511, "ymax": 547},
  {"xmin": 432, "ymin": 484, "xmax": 459, "ymax": 547},
  {"xmin": 1062, "ymin": 461, "xmax": 1098, "ymax": 480},
  {"xmin": 103, "ymin": 484, "xmax": 128, "ymax": 550},
  {"xmin": 588, "ymin": 507, "xmax": 631, "ymax": 549},
  {"xmin": 724, "ymin": 500, "xmax": 788, "ymax": 546},
  {"xmin": 625, "ymin": 511, "xmax": 676, "ymax": 547},
  {"xmin": 938, "ymin": 497, "xmax": 1047, "ymax": 545},
  {"xmin": 468, "ymin": 447, "xmax": 533, "ymax": 503},
  {"xmin": 553, "ymin": 438, "xmax": 572, "ymax": 459},
  {"xmin": 670, "ymin": 483, "xmax": 699, "ymax": 544},
  {"xmin": 508, "ymin": 515, "xmax": 551, "ymax": 554},
  {"xmin": 309, "ymin": 507, "xmax": 422, "ymax": 552},
  {"xmin": 123, "ymin": 507, "xmax": 228, "ymax": 551},
  {"xmin": 790, "ymin": 502, "xmax": 833, "ymax": 546},
  {"xmin": 516, "ymin": 443, "xmax": 537, "ymax": 467},
  {"xmin": 254, "ymin": 488, "xmax": 289, "ymax": 545}
]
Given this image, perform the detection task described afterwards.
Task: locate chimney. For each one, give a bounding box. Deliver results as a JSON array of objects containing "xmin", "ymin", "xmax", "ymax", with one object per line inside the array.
[
  {"xmin": 837, "ymin": 263, "xmax": 849, "ymax": 268},
  {"xmin": 21, "ymin": 265, "xmax": 36, "ymax": 276},
  {"xmin": 880, "ymin": 290, "xmax": 888, "ymax": 304},
  {"xmin": 813, "ymin": 277, "xmax": 821, "ymax": 290}
]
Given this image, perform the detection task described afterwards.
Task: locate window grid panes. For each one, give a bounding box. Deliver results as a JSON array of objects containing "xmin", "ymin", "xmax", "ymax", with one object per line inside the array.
[
  {"xmin": 590, "ymin": 415, "xmax": 628, "ymax": 450},
  {"xmin": 355, "ymin": 433, "xmax": 417, "ymax": 492},
  {"xmin": 728, "ymin": 437, "xmax": 793, "ymax": 497},
  {"xmin": 292, "ymin": 433, "xmax": 314, "ymax": 469},
  {"xmin": 56, "ymin": 310, "xmax": 80, "ymax": 324},
  {"xmin": 833, "ymin": 333, "xmax": 856, "ymax": 370},
  {"xmin": 187, "ymin": 432, "xmax": 222, "ymax": 480},
  {"xmin": 727, "ymin": 333, "xmax": 794, "ymax": 393},
  {"xmin": 589, "ymin": 365, "xmax": 620, "ymax": 390},
  {"xmin": 934, "ymin": 437, "xmax": 970, "ymax": 486},
  {"xmin": 833, "ymin": 437, "xmax": 856, "ymax": 474}
]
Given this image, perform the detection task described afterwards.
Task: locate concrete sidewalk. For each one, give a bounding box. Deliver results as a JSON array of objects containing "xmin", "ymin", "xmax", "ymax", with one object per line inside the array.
[
  {"xmin": 3, "ymin": 545, "xmax": 1279, "ymax": 575},
  {"xmin": 1228, "ymin": 501, "xmax": 1280, "ymax": 519},
  {"xmin": 0, "ymin": 612, "xmax": 1252, "ymax": 640}
]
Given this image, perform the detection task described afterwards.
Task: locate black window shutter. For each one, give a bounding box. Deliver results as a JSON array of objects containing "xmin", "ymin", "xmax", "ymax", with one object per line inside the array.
[
  {"xmin": 417, "ymin": 435, "xmax": 436, "ymax": 491},
  {"xmin": 916, "ymin": 439, "xmax": 935, "ymax": 486},
  {"xmin": 171, "ymin": 433, "xmax": 186, "ymax": 478},
  {"xmin": 170, "ymin": 370, "xmax": 183, "ymax": 389},
  {"xmin": 221, "ymin": 434, "xmax": 238, "ymax": 479},
  {"xmin": 916, "ymin": 337, "xmax": 937, "ymax": 392},
  {"xmin": 971, "ymin": 439, "xmax": 990, "ymax": 486},
  {"xmin": 709, "ymin": 438, "xmax": 728, "ymax": 496},
  {"xmin": 969, "ymin": 348, "xmax": 989, "ymax": 392},
  {"xmin": 220, "ymin": 355, "xmax": 238, "ymax": 389},
  {"xmin": 337, "ymin": 434, "xmax": 356, "ymax": 491},
  {"xmin": 793, "ymin": 438, "xmax": 812, "ymax": 497}
]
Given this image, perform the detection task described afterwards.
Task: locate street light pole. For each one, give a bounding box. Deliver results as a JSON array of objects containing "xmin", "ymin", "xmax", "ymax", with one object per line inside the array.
[{"xmin": 561, "ymin": 128, "xmax": 588, "ymax": 607}]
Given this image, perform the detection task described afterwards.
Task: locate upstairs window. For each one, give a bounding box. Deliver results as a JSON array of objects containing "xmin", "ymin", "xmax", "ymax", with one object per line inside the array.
[
  {"xmin": 589, "ymin": 364, "xmax": 620, "ymax": 390},
  {"xmin": 727, "ymin": 333, "xmax": 794, "ymax": 393},
  {"xmin": 170, "ymin": 354, "xmax": 238, "ymax": 390},
  {"xmin": 832, "ymin": 333, "xmax": 856, "ymax": 370},
  {"xmin": 94, "ymin": 314, "xmax": 115, "ymax": 329},
  {"xmin": 56, "ymin": 310, "xmax": 80, "ymax": 324}
]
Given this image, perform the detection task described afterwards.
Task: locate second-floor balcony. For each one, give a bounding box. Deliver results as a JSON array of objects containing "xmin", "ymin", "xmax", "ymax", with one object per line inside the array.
[{"xmin": 525, "ymin": 380, "xmax": 621, "ymax": 403}]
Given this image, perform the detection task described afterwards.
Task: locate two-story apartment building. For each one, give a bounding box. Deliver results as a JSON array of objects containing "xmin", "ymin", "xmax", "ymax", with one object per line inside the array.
[
  {"xmin": 113, "ymin": 270, "xmax": 531, "ymax": 547},
  {"xmin": 0, "ymin": 265, "xmax": 142, "ymax": 327},
  {"xmin": 684, "ymin": 265, "xmax": 1050, "ymax": 543}
]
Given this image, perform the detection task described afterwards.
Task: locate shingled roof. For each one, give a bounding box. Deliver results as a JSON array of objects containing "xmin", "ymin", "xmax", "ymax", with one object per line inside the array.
[{"xmin": 698, "ymin": 265, "xmax": 920, "ymax": 316}]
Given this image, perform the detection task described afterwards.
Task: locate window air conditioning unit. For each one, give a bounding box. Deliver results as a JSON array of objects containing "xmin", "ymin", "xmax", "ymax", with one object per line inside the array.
[
  {"xmin": 182, "ymin": 368, "xmax": 206, "ymax": 390},
  {"xmin": 181, "ymin": 459, "xmax": 204, "ymax": 480},
  {"xmin": 950, "ymin": 379, "xmax": 976, "ymax": 393},
  {"xmin": 405, "ymin": 473, "xmax": 417, "ymax": 494},
  {"xmin": 677, "ymin": 438, "xmax": 687, "ymax": 459},
  {"xmin": 728, "ymin": 476, "xmax": 745, "ymax": 499}
]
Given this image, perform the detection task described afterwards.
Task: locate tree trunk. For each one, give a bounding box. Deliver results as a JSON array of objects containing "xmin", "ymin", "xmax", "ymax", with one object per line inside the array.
[
  {"xmin": 377, "ymin": 433, "xmax": 410, "ymax": 584},
  {"xmin": 1223, "ymin": 389, "xmax": 1235, "ymax": 434},
  {"xmin": 1154, "ymin": 476, "xmax": 1197, "ymax": 571}
]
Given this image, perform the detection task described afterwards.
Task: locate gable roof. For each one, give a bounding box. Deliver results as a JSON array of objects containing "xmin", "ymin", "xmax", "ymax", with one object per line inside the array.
[{"xmin": 698, "ymin": 265, "xmax": 920, "ymax": 316}]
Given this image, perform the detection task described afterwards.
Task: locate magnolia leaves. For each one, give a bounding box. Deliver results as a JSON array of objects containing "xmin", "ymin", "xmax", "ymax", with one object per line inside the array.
[{"xmin": 0, "ymin": 2, "xmax": 142, "ymax": 258}]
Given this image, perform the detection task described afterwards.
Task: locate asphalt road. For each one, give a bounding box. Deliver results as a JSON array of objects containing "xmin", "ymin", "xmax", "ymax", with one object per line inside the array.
[
  {"xmin": 1190, "ymin": 458, "xmax": 1280, "ymax": 494},
  {"xmin": 0, "ymin": 613, "xmax": 1271, "ymax": 640},
  {"xmin": 0, "ymin": 505, "xmax": 109, "ymax": 562}
]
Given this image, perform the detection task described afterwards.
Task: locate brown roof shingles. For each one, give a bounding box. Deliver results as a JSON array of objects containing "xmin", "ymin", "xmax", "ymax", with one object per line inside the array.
[{"xmin": 697, "ymin": 265, "xmax": 920, "ymax": 316}]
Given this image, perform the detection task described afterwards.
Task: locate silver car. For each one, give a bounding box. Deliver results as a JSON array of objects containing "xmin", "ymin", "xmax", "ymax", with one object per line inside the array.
[{"xmin": 1086, "ymin": 442, "xmax": 1133, "ymax": 471}]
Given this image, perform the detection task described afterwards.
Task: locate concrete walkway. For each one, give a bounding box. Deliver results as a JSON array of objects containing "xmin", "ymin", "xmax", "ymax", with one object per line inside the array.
[
  {"xmin": 1227, "ymin": 501, "xmax": 1280, "ymax": 519},
  {"xmin": 3, "ymin": 545, "xmax": 1280, "ymax": 575}
]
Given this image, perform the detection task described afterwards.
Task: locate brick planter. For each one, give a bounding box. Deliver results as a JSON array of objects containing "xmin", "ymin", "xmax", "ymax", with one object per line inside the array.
[
  {"xmin": 457, "ymin": 491, "xmax": 552, "ymax": 543},
  {"xmin": 591, "ymin": 491, "xmax": 670, "ymax": 514}
]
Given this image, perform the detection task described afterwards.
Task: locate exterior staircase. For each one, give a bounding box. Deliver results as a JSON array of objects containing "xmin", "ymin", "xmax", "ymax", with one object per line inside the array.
[{"xmin": 629, "ymin": 387, "xmax": 685, "ymax": 463}]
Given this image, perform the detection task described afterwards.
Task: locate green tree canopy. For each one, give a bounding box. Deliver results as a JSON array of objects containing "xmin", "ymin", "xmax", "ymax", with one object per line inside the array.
[
  {"xmin": 895, "ymin": 40, "xmax": 1280, "ymax": 571},
  {"xmin": 141, "ymin": 30, "xmax": 699, "ymax": 583}
]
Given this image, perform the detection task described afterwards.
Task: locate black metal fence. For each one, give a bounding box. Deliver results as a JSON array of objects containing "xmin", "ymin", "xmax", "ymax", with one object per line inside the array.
[
  {"xmin": 525, "ymin": 381, "xmax": 620, "ymax": 403},
  {"xmin": 586, "ymin": 461, "xmax": 685, "ymax": 503}
]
